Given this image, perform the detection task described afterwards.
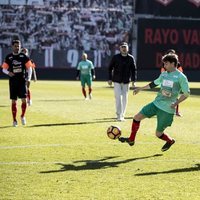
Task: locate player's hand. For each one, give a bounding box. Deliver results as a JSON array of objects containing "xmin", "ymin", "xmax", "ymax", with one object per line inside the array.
[
  {"xmin": 8, "ymin": 72, "xmax": 15, "ymax": 77},
  {"xmin": 171, "ymin": 101, "xmax": 178, "ymax": 109},
  {"xmin": 93, "ymin": 75, "xmax": 96, "ymax": 80},
  {"xmin": 76, "ymin": 76, "xmax": 79, "ymax": 80},
  {"xmin": 108, "ymin": 80, "xmax": 112, "ymax": 86},
  {"xmin": 133, "ymin": 87, "xmax": 140, "ymax": 95}
]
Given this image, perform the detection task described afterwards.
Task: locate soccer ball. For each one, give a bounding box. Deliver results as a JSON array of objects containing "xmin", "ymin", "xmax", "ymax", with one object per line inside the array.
[{"xmin": 107, "ymin": 125, "xmax": 121, "ymax": 139}]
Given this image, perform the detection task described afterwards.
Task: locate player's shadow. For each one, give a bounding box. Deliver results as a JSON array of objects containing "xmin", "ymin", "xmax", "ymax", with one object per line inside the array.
[
  {"xmin": 0, "ymin": 125, "xmax": 13, "ymax": 129},
  {"xmin": 28, "ymin": 119, "xmax": 119, "ymax": 128},
  {"xmin": 135, "ymin": 164, "xmax": 200, "ymax": 176},
  {"xmin": 39, "ymin": 154, "xmax": 163, "ymax": 174}
]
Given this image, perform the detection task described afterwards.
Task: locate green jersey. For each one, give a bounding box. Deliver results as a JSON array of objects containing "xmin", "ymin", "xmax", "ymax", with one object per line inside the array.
[
  {"xmin": 153, "ymin": 69, "xmax": 190, "ymax": 114},
  {"xmin": 77, "ymin": 59, "xmax": 94, "ymax": 75}
]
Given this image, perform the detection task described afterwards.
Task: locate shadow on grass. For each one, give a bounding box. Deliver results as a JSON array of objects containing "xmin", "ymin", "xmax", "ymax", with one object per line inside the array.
[
  {"xmin": 28, "ymin": 116, "xmax": 138, "ymax": 128},
  {"xmin": 135, "ymin": 164, "xmax": 200, "ymax": 176},
  {"xmin": 0, "ymin": 125, "xmax": 12, "ymax": 129},
  {"xmin": 39, "ymin": 154, "xmax": 163, "ymax": 173},
  {"xmin": 28, "ymin": 118, "xmax": 120, "ymax": 128},
  {"xmin": 0, "ymin": 118, "xmax": 119, "ymax": 129}
]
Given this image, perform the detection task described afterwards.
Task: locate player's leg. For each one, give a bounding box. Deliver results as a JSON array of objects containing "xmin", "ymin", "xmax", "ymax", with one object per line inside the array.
[
  {"xmin": 119, "ymin": 102, "xmax": 156, "ymax": 146},
  {"xmin": 11, "ymin": 99, "xmax": 18, "ymax": 127},
  {"xmin": 157, "ymin": 130, "xmax": 175, "ymax": 152},
  {"xmin": 19, "ymin": 81, "xmax": 27, "ymax": 125},
  {"xmin": 9, "ymin": 81, "xmax": 18, "ymax": 126},
  {"xmin": 130, "ymin": 102, "xmax": 157, "ymax": 141},
  {"xmin": 130, "ymin": 112, "xmax": 145, "ymax": 141},
  {"xmin": 87, "ymin": 75, "xmax": 92, "ymax": 99},
  {"xmin": 118, "ymin": 112, "xmax": 146, "ymax": 146},
  {"xmin": 27, "ymin": 87, "xmax": 32, "ymax": 106},
  {"xmin": 156, "ymin": 110, "xmax": 175, "ymax": 151},
  {"xmin": 121, "ymin": 83, "xmax": 129, "ymax": 120},
  {"xmin": 80, "ymin": 76, "xmax": 87, "ymax": 99},
  {"xmin": 114, "ymin": 82, "xmax": 122, "ymax": 120},
  {"xmin": 20, "ymin": 98, "xmax": 27, "ymax": 125}
]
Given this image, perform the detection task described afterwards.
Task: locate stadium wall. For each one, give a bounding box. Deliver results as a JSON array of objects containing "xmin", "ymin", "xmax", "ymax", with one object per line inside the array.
[{"xmin": 1, "ymin": 68, "xmax": 199, "ymax": 82}]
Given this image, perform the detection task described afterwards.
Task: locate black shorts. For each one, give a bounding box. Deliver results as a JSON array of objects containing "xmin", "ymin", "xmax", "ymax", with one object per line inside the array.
[{"xmin": 9, "ymin": 78, "xmax": 27, "ymax": 100}]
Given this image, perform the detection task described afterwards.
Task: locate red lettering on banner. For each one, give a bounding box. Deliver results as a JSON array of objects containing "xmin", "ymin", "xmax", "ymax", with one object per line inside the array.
[
  {"xmin": 169, "ymin": 29, "xmax": 179, "ymax": 44},
  {"xmin": 192, "ymin": 53, "xmax": 200, "ymax": 68},
  {"xmin": 145, "ymin": 28, "xmax": 153, "ymax": 43},
  {"xmin": 162, "ymin": 29, "xmax": 170, "ymax": 43},
  {"xmin": 183, "ymin": 30, "xmax": 199, "ymax": 45},
  {"xmin": 184, "ymin": 53, "xmax": 192, "ymax": 68},
  {"xmin": 179, "ymin": 53, "xmax": 200, "ymax": 69},
  {"xmin": 145, "ymin": 28, "xmax": 179, "ymax": 44},
  {"xmin": 156, "ymin": 52, "xmax": 163, "ymax": 68},
  {"xmin": 154, "ymin": 29, "xmax": 162, "ymax": 44},
  {"xmin": 178, "ymin": 53, "xmax": 184, "ymax": 66}
]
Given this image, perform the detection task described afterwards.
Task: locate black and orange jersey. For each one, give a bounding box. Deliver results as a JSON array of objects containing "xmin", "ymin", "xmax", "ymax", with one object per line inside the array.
[
  {"xmin": 31, "ymin": 59, "xmax": 36, "ymax": 68},
  {"xmin": 2, "ymin": 53, "xmax": 32, "ymax": 79}
]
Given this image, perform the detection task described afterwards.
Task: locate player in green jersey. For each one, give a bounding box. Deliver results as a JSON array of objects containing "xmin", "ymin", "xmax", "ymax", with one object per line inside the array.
[
  {"xmin": 76, "ymin": 53, "xmax": 95, "ymax": 100},
  {"xmin": 119, "ymin": 53, "xmax": 190, "ymax": 151}
]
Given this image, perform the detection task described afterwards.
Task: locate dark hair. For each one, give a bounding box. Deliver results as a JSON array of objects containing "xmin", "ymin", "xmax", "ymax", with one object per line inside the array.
[
  {"xmin": 165, "ymin": 49, "xmax": 176, "ymax": 54},
  {"xmin": 12, "ymin": 39, "xmax": 21, "ymax": 45},
  {"xmin": 162, "ymin": 53, "xmax": 178, "ymax": 66}
]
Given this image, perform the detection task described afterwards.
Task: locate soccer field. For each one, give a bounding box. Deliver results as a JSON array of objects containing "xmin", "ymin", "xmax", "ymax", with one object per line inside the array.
[{"xmin": 0, "ymin": 80, "xmax": 200, "ymax": 200}]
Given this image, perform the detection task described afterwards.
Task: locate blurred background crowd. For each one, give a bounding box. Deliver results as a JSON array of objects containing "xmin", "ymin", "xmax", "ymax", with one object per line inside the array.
[{"xmin": 0, "ymin": 0, "xmax": 133, "ymax": 53}]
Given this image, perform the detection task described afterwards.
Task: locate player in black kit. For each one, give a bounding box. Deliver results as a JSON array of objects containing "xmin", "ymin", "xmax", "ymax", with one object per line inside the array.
[{"xmin": 1, "ymin": 40, "xmax": 33, "ymax": 127}]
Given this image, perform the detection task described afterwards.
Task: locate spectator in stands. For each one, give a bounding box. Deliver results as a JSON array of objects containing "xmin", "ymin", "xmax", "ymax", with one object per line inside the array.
[{"xmin": 0, "ymin": 1, "xmax": 133, "ymax": 52}]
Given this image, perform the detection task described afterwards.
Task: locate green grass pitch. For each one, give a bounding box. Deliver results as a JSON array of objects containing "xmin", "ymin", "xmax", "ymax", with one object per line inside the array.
[{"xmin": 0, "ymin": 80, "xmax": 200, "ymax": 200}]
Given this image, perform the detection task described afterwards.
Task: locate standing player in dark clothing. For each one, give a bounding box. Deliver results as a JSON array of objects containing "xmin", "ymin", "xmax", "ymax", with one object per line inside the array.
[
  {"xmin": 1, "ymin": 40, "xmax": 33, "ymax": 127},
  {"xmin": 108, "ymin": 42, "xmax": 137, "ymax": 121},
  {"xmin": 21, "ymin": 47, "xmax": 37, "ymax": 106}
]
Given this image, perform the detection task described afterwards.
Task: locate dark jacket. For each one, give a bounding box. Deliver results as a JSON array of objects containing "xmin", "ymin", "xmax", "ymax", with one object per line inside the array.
[{"xmin": 108, "ymin": 53, "xmax": 137, "ymax": 84}]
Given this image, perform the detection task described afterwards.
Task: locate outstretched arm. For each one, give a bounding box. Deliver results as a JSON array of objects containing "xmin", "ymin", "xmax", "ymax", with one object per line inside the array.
[{"xmin": 133, "ymin": 81, "xmax": 158, "ymax": 95}]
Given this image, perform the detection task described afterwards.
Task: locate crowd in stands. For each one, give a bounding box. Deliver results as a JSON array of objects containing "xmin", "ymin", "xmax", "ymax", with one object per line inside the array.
[{"xmin": 0, "ymin": 0, "xmax": 133, "ymax": 54}]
